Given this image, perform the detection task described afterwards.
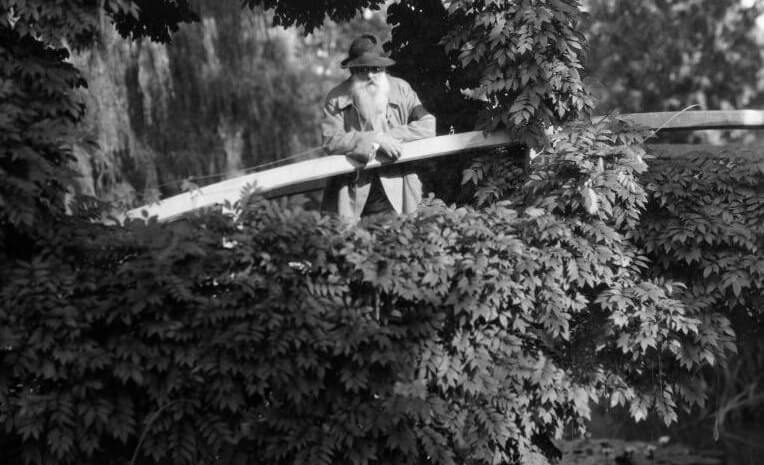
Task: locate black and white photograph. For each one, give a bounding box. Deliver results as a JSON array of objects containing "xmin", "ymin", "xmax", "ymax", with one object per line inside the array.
[{"xmin": 1, "ymin": 1, "xmax": 762, "ymax": 464}]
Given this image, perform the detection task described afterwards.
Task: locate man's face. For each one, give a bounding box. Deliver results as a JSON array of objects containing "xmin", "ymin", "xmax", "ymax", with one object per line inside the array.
[
  {"xmin": 349, "ymin": 65, "xmax": 390, "ymax": 127},
  {"xmin": 351, "ymin": 66, "xmax": 386, "ymax": 86}
]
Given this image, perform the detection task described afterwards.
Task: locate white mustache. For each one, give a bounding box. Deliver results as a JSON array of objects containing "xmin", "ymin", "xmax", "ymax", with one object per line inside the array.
[{"xmin": 359, "ymin": 77, "xmax": 381, "ymax": 87}]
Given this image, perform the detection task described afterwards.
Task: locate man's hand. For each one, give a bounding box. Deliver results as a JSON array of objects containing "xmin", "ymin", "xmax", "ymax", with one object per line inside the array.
[
  {"xmin": 374, "ymin": 134, "xmax": 403, "ymax": 161},
  {"xmin": 346, "ymin": 151, "xmax": 372, "ymax": 164}
]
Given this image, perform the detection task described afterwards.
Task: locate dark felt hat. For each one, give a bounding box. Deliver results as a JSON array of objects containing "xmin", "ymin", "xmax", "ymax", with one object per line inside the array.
[{"xmin": 340, "ymin": 34, "xmax": 395, "ymax": 69}]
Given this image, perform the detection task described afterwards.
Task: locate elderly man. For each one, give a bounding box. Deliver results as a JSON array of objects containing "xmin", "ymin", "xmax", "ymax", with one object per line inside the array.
[{"xmin": 321, "ymin": 34, "xmax": 436, "ymax": 221}]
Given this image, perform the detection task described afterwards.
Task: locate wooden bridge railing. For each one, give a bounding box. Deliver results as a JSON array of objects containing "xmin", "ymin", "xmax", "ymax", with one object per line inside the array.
[{"xmin": 126, "ymin": 110, "xmax": 764, "ymax": 222}]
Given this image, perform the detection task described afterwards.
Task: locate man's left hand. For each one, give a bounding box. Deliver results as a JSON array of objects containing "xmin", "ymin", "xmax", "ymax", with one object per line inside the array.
[{"xmin": 375, "ymin": 134, "xmax": 403, "ymax": 161}]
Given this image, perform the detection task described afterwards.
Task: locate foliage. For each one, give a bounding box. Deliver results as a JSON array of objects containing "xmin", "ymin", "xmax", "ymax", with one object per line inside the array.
[
  {"xmin": 441, "ymin": 0, "xmax": 593, "ymax": 141},
  {"xmin": 0, "ymin": 121, "xmax": 728, "ymax": 465},
  {"xmin": 583, "ymin": 0, "xmax": 764, "ymax": 436},
  {"xmin": 386, "ymin": 0, "xmax": 593, "ymax": 142},
  {"xmin": 638, "ymin": 152, "xmax": 764, "ymax": 320},
  {"xmin": 3, "ymin": 1, "xmax": 196, "ymax": 48},
  {"xmin": 242, "ymin": 0, "xmax": 387, "ymax": 33},
  {"xmin": 385, "ymin": 0, "xmax": 484, "ymax": 135},
  {"xmin": 385, "ymin": 0, "xmax": 596, "ymax": 204},
  {"xmin": 0, "ymin": 23, "xmax": 82, "ymax": 229},
  {"xmin": 465, "ymin": 121, "xmax": 736, "ymax": 421},
  {"xmin": 238, "ymin": 0, "xmax": 593, "ymax": 141},
  {"xmin": 0, "ymin": 1, "xmax": 752, "ymax": 465},
  {"xmin": 635, "ymin": 148, "xmax": 764, "ymax": 429},
  {"xmin": 110, "ymin": 0, "xmax": 198, "ymax": 43},
  {"xmin": 0, "ymin": 0, "xmax": 197, "ymax": 232},
  {"xmin": 585, "ymin": 0, "xmax": 764, "ymax": 113}
]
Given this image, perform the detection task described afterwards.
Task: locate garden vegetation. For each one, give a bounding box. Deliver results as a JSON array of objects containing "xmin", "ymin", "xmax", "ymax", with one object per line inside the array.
[{"xmin": 0, "ymin": 1, "xmax": 762, "ymax": 464}]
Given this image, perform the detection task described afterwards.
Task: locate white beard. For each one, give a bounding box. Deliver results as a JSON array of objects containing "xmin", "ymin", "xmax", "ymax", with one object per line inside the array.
[{"xmin": 350, "ymin": 72, "xmax": 390, "ymax": 132}]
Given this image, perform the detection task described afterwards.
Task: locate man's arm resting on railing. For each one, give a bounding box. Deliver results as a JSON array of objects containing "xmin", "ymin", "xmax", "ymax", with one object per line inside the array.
[
  {"xmin": 386, "ymin": 81, "xmax": 436, "ymax": 142},
  {"xmin": 320, "ymin": 98, "xmax": 378, "ymax": 162}
]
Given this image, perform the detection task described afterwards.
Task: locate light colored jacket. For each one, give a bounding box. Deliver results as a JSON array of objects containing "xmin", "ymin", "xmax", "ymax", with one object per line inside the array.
[{"xmin": 321, "ymin": 76, "xmax": 436, "ymax": 220}]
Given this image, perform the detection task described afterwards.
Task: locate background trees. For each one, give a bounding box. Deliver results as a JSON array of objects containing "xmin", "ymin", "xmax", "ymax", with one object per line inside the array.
[
  {"xmin": 64, "ymin": 0, "xmax": 392, "ymax": 207},
  {"xmin": 0, "ymin": 0, "xmax": 198, "ymax": 232},
  {"xmin": 9, "ymin": 0, "xmax": 764, "ymax": 211},
  {"xmin": 67, "ymin": 0, "xmax": 592, "ymax": 207},
  {"xmin": 584, "ymin": 0, "xmax": 764, "ymax": 114}
]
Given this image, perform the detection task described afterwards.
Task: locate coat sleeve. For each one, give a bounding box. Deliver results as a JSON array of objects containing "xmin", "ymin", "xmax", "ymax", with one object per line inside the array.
[
  {"xmin": 386, "ymin": 82, "xmax": 436, "ymax": 142},
  {"xmin": 321, "ymin": 97, "xmax": 377, "ymax": 157}
]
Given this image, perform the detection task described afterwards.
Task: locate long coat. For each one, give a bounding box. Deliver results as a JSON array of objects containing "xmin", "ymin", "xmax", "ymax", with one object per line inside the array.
[{"xmin": 320, "ymin": 76, "xmax": 436, "ymax": 220}]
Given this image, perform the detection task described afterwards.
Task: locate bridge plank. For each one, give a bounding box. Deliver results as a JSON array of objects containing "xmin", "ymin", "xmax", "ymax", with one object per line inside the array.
[
  {"xmin": 602, "ymin": 110, "xmax": 764, "ymax": 130},
  {"xmin": 126, "ymin": 131, "xmax": 516, "ymax": 222},
  {"xmin": 126, "ymin": 110, "xmax": 764, "ymax": 222}
]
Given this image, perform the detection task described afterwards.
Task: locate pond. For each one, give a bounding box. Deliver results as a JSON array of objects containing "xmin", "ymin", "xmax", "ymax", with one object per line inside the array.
[{"xmin": 562, "ymin": 404, "xmax": 764, "ymax": 465}]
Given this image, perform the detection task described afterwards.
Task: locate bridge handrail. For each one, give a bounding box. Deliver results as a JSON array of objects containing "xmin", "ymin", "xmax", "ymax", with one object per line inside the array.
[
  {"xmin": 602, "ymin": 109, "xmax": 764, "ymax": 131},
  {"xmin": 126, "ymin": 131, "xmax": 516, "ymax": 222},
  {"xmin": 125, "ymin": 110, "xmax": 764, "ymax": 222}
]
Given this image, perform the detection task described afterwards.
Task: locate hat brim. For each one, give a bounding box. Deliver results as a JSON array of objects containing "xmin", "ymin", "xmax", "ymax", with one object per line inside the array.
[{"xmin": 341, "ymin": 53, "xmax": 396, "ymax": 69}]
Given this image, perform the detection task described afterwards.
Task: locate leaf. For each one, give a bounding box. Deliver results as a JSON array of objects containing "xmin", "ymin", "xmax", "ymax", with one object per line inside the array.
[
  {"xmin": 629, "ymin": 398, "xmax": 649, "ymax": 423},
  {"xmin": 581, "ymin": 186, "xmax": 599, "ymax": 214},
  {"xmin": 525, "ymin": 207, "xmax": 545, "ymax": 218}
]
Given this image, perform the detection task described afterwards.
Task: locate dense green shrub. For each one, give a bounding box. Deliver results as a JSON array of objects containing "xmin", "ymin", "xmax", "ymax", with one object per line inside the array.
[
  {"xmin": 636, "ymin": 148, "xmax": 764, "ymax": 430},
  {"xmin": 0, "ymin": 122, "xmax": 725, "ymax": 465},
  {"xmin": 387, "ymin": 0, "xmax": 592, "ymax": 141},
  {"xmin": 0, "ymin": 23, "xmax": 83, "ymax": 229},
  {"xmin": 638, "ymin": 149, "xmax": 763, "ymax": 326}
]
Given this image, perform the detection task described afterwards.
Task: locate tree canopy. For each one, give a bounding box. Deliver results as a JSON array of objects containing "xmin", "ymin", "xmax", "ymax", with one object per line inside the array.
[{"xmin": 585, "ymin": 0, "xmax": 764, "ymax": 113}]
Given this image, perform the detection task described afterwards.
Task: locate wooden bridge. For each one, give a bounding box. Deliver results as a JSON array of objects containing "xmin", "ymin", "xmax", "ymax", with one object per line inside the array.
[{"xmin": 126, "ymin": 110, "xmax": 764, "ymax": 222}]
